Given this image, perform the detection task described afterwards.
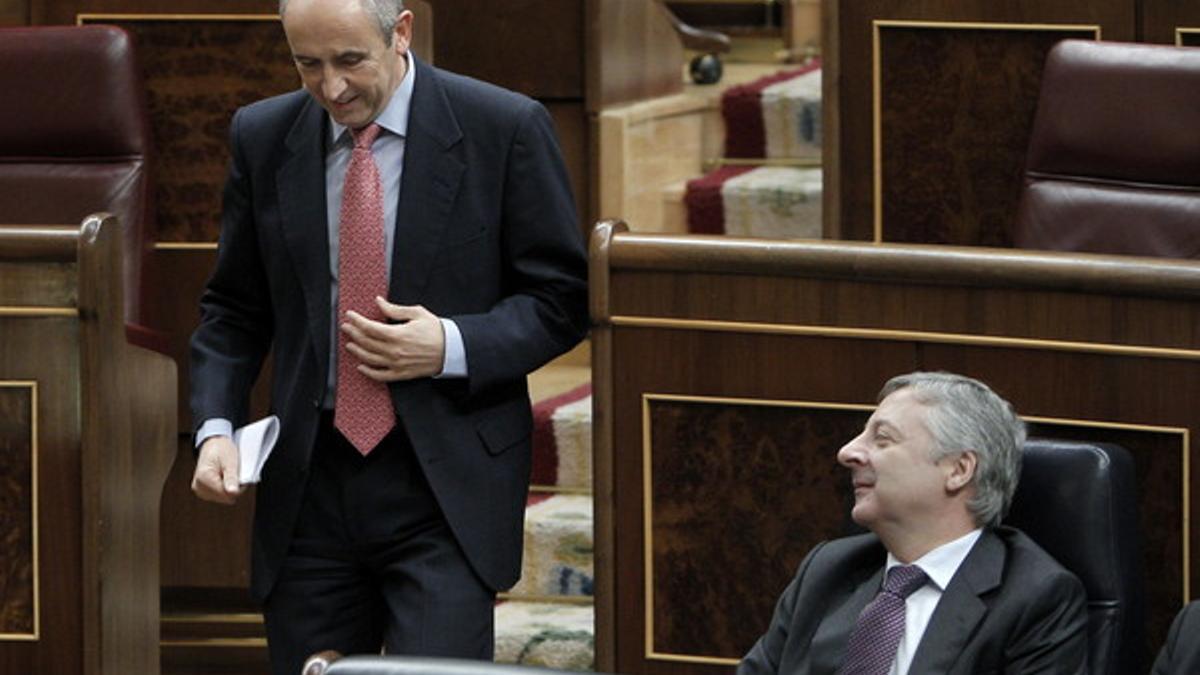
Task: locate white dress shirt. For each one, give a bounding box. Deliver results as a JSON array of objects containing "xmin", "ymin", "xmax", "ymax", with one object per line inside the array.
[{"xmin": 887, "ymin": 528, "xmax": 984, "ymax": 675}]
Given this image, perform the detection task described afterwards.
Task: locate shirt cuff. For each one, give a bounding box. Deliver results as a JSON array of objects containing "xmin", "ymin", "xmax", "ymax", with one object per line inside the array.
[
  {"xmin": 196, "ymin": 418, "xmax": 234, "ymax": 448},
  {"xmin": 437, "ymin": 318, "xmax": 468, "ymax": 378}
]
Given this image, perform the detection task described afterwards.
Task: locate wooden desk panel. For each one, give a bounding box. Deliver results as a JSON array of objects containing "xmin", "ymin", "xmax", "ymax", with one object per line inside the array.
[{"xmin": 592, "ymin": 222, "xmax": 1198, "ymax": 673}]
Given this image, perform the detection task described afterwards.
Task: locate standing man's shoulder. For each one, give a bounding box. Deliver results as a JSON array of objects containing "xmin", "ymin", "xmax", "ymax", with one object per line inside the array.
[{"xmin": 228, "ymin": 89, "xmax": 315, "ymax": 144}]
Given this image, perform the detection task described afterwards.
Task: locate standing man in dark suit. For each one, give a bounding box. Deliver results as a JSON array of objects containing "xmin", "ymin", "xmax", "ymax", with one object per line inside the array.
[
  {"xmin": 739, "ymin": 372, "xmax": 1087, "ymax": 675},
  {"xmin": 188, "ymin": 0, "xmax": 589, "ymax": 673}
]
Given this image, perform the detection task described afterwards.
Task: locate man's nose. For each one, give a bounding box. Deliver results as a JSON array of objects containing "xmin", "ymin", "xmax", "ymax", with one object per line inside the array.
[
  {"xmin": 322, "ymin": 68, "xmax": 346, "ymax": 101},
  {"xmin": 837, "ymin": 434, "xmax": 865, "ymax": 467}
]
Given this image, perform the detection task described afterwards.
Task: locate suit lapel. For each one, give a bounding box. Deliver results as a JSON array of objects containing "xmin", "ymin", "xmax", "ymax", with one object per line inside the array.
[
  {"xmin": 389, "ymin": 57, "xmax": 465, "ymax": 303},
  {"xmin": 908, "ymin": 530, "xmax": 1005, "ymax": 674},
  {"xmin": 809, "ymin": 559, "xmax": 884, "ymax": 673},
  {"xmin": 276, "ymin": 96, "xmax": 333, "ymax": 381}
]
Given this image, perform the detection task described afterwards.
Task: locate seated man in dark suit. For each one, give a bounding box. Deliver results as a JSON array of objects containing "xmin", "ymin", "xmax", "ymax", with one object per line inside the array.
[
  {"xmin": 739, "ymin": 371, "xmax": 1087, "ymax": 675},
  {"xmin": 1152, "ymin": 601, "xmax": 1200, "ymax": 674}
]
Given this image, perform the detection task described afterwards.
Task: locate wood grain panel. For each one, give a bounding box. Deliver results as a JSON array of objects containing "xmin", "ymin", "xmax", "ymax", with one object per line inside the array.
[
  {"xmin": 875, "ymin": 22, "xmax": 1096, "ymax": 247},
  {"xmin": 0, "ymin": 317, "xmax": 81, "ymax": 675},
  {"xmin": 77, "ymin": 16, "xmax": 297, "ymax": 242},
  {"xmin": 0, "ymin": 384, "xmax": 35, "ymax": 639},
  {"xmin": 430, "ymin": 0, "xmax": 583, "ymax": 99},
  {"xmin": 1142, "ymin": 0, "xmax": 1200, "ymax": 43},
  {"xmin": 828, "ymin": 0, "xmax": 1135, "ymax": 242},
  {"xmin": 647, "ymin": 398, "xmax": 867, "ymax": 661}
]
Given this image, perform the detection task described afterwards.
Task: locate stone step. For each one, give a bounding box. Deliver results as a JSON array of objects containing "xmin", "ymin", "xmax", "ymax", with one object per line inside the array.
[
  {"xmin": 494, "ymin": 601, "xmax": 595, "ymax": 671},
  {"xmin": 508, "ymin": 494, "xmax": 594, "ymax": 599}
]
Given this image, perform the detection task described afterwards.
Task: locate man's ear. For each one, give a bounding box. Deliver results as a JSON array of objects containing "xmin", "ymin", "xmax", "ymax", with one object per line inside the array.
[
  {"xmin": 945, "ymin": 450, "xmax": 977, "ymax": 492},
  {"xmin": 393, "ymin": 9, "xmax": 414, "ymax": 55}
]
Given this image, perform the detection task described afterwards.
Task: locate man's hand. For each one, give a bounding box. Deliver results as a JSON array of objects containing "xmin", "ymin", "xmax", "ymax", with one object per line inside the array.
[
  {"xmin": 191, "ymin": 436, "xmax": 244, "ymax": 505},
  {"xmin": 341, "ymin": 296, "xmax": 446, "ymax": 381}
]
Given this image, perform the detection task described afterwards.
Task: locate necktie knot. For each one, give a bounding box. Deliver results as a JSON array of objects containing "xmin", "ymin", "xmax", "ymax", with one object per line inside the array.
[
  {"xmin": 351, "ymin": 122, "xmax": 381, "ymax": 150},
  {"xmin": 884, "ymin": 564, "xmax": 928, "ymax": 599}
]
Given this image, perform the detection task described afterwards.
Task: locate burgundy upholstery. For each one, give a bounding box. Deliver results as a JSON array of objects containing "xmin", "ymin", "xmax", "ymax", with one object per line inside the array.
[
  {"xmin": 1014, "ymin": 40, "xmax": 1200, "ymax": 258},
  {"xmin": 0, "ymin": 24, "xmax": 162, "ymax": 350}
]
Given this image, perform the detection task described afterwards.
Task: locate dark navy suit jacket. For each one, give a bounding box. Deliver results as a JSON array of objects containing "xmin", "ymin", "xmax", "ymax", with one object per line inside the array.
[
  {"xmin": 738, "ymin": 528, "xmax": 1088, "ymax": 675},
  {"xmin": 1152, "ymin": 601, "xmax": 1200, "ymax": 675},
  {"xmin": 190, "ymin": 56, "xmax": 589, "ymax": 601}
]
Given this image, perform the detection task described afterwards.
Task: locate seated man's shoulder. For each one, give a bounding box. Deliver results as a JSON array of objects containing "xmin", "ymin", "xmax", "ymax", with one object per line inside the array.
[{"xmin": 993, "ymin": 526, "xmax": 1085, "ymax": 597}]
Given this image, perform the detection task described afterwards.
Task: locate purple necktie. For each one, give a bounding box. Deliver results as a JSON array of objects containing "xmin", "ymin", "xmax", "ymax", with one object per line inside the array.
[
  {"xmin": 334, "ymin": 123, "xmax": 396, "ymax": 455},
  {"xmin": 839, "ymin": 564, "xmax": 929, "ymax": 675}
]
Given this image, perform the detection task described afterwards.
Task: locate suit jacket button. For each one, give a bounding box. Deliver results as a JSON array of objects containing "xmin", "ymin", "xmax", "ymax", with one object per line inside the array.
[{"xmin": 311, "ymin": 397, "xmax": 320, "ymax": 409}]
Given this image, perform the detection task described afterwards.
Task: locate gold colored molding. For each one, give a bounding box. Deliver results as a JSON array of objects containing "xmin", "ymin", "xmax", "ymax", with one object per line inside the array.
[
  {"xmin": 496, "ymin": 593, "xmax": 594, "ymax": 606},
  {"xmin": 0, "ymin": 381, "xmax": 38, "ymax": 642},
  {"xmin": 871, "ymin": 20, "xmax": 1101, "ymax": 243},
  {"xmin": 154, "ymin": 242, "xmax": 219, "ymax": 251},
  {"xmin": 0, "ymin": 307, "xmax": 77, "ymax": 318},
  {"xmin": 1178, "ymin": 28, "xmax": 1200, "ymax": 46},
  {"xmin": 160, "ymin": 637, "xmax": 268, "ymax": 648},
  {"xmin": 161, "ymin": 613, "xmax": 263, "ymax": 624},
  {"xmin": 611, "ymin": 315, "xmax": 1200, "ymax": 361},
  {"xmin": 529, "ymin": 484, "xmax": 592, "ymax": 495},
  {"xmin": 77, "ymin": 13, "xmax": 278, "ymax": 24},
  {"xmin": 641, "ymin": 394, "xmax": 871, "ymax": 664},
  {"xmin": 640, "ymin": 393, "xmax": 1193, "ymax": 661}
]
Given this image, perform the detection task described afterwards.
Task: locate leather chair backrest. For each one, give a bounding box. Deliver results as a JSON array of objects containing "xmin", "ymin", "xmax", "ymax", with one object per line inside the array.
[
  {"xmin": 311, "ymin": 654, "xmax": 612, "ymax": 675},
  {"xmin": 0, "ymin": 24, "xmax": 157, "ymax": 345},
  {"xmin": 1013, "ymin": 40, "xmax": 1200, "ymax": 258},
  {"xmin": 1005, "ymin": 439, "xmax": 1144, "ymax": 675}
]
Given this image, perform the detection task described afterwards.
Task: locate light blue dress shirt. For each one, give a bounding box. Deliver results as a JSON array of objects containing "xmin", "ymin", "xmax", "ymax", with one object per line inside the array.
[{"xmin": 197, "ymin": 52, "xmax": 466, "ymax": 446}]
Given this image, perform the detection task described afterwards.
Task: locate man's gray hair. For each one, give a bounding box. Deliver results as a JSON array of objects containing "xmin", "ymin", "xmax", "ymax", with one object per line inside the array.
[
  {"xmin": 879, "ymin": 371, "xmax": 1025, "ymax": 528},
  {"xmin": 279, "ymin": 0, "xmax": 405, "ymax": 44}
]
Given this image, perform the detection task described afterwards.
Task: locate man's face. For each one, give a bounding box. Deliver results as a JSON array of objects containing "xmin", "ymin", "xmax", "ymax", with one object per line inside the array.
[
  {"xmin": 282, "ymin": 0, "xmax": 412, "ymax": 129},
  {"xmin": 837, "ymin": 388, "xmax": 959, "ymax": 532}
]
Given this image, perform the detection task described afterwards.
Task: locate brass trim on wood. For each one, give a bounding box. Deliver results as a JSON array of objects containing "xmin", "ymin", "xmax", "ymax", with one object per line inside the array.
[
  {"xmin": 0, "ymin": 307, "xmax": 78, "ymax": 318},
  {"xmin": 1178, "ymin": 28, "xmax": 1200, "ymax": 46},
  {"xmin": 529, "ymin": 484, "xmax": 592, "ymax": 495},
  {"xmin": 159, "ymin": 637, "xmax": 268, "ymax": 648},
  {"xmin": 0, "ymin": 381, "xmax": 38, "ymax": 641},
  {"xmin": 496, "ymin": 593, "xmax": 594, "ymax": 606},
  {"xmin": 77, "ymin": 12, "xmax": 279, "ymax": 24},
  {"xmin": 153, "ymin": 242, "xmax": 218, "ymax": 251},
  {"xmin": 611, "ymin": 315, "xmax": 1200, "ymax": 361},
  {"xmin": 870, "ymin": 20, "xmax": 1102, "ymax": 243},
  {"xmin": 641, "ymin": 394, "xmax": 872, "ymax": 665},
  {"xmin": 161, "ymin": 613, "xmax": 263, "ymax": 624}
]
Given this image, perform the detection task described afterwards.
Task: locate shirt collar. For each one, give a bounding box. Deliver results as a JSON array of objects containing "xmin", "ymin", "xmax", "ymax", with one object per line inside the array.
[
  {"xmin": 886, "ymin": 528, "xmax": 983, "ymax": 591},
  {"xmin": 329, "ymin": 50, "xmax": 415, "ymax": 144}
]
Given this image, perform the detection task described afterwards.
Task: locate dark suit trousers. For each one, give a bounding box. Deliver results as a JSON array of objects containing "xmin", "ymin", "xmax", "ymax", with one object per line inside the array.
[{"xmin": 262, "ymin": 414, "xmax": 495, "ymax": 675}]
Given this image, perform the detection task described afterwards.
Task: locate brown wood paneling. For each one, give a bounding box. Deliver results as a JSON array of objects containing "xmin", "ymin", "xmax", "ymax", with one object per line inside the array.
[
  {"xmin": 592, "ymin": 226, "xmax": 1200, "ymax": 674},
  {"xmin": 76, "ymin": 16, "xmax": 297, "ymax": 243},
  {"xmin": 160, "ymin": 438, "xmax": 255, "ymax": 588},
  {"xmin": 585, "ymin": 0, "xmax": 684, "ymax": 111},
  {"xmin": 0, "ymin": 385, "xmax": 35, "ymax": 637},
  {"xmin": 0, "ymin": 217, "xmax": 175, "ymax": 675},
  {"xmin": 829, "ymin": 0, "xmax": 1135, "ymax": 243},
  {"xmin": 1141, "ymin": 0, "xmax": 1200, "ymax": 43},
  {"xmin": 430, "ymin": 0, "xmax": 583, "ymax": 99},
  {"xmin": 648, "ymin": 398, "xmax": 867, "ymax": 660},
  {"xmin": 877, "ymin": 23, "xmax": 1095, "ymax": 247}
]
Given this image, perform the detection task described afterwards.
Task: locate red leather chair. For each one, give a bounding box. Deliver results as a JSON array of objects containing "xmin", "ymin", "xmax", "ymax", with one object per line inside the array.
[
  {"xmin": 0, "ymin": 24, "xmax": 164, "ymax": 351},
  {"xmin": 1014, "ymin": 40, "xmax": 1200, "ymax": 258}
]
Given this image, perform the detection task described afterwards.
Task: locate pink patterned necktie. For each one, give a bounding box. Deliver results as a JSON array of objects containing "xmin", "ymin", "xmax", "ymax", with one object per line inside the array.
[
  {"xmin": 334, "ymin": 122, "xmax": 395, "ymax": 455},
  {"xmin": 839, "ymin": 564, "xmax": 929, "ymax": 675}
]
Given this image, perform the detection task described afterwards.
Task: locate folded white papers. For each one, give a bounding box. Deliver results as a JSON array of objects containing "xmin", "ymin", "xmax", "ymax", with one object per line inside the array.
[{"xmin": 233, "ymin": 415, "xmax": 280, "ymax": 485}]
